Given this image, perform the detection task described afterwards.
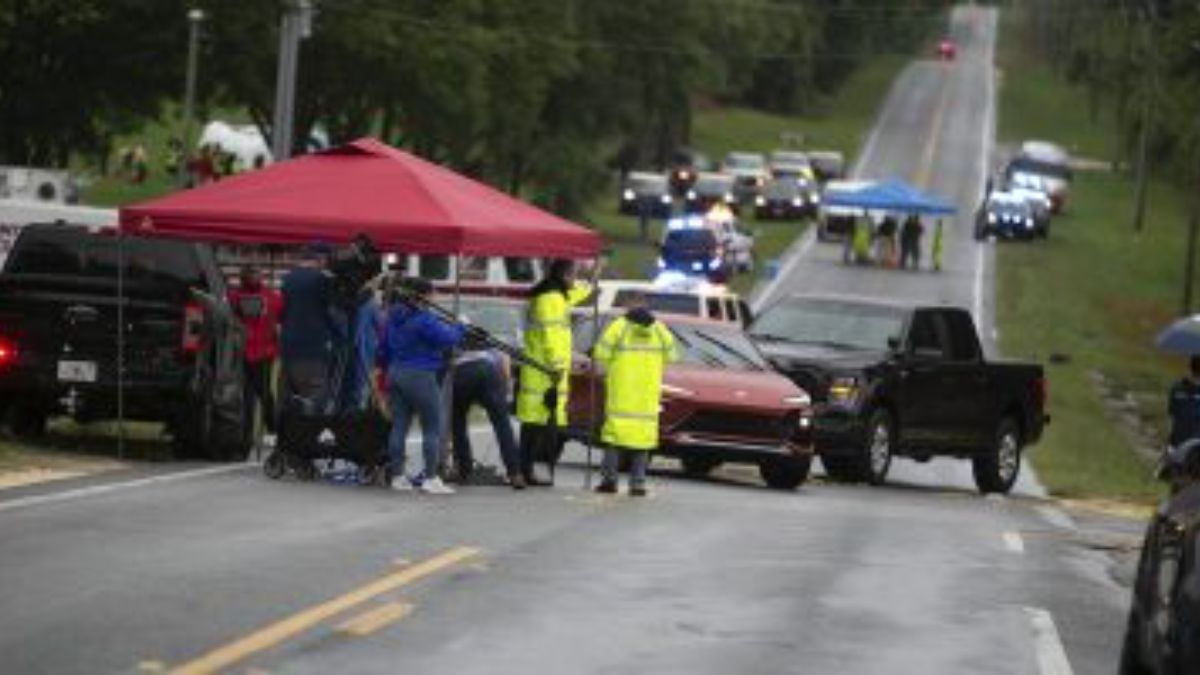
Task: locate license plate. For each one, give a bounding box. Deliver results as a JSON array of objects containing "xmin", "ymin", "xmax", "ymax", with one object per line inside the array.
[{"xmin": 57, "ymin": 360, "xmax": 97, "ymax": 383}]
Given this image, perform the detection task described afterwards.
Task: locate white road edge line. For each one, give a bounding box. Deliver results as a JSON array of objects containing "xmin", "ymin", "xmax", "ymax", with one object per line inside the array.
[
  {"xmin": 974, "ymin": 8, "xmax": 996, "ymax": 329},
  {"xmin": 1024, "ymin": 607, "xmax": 1075, "ymax": 675},
  {"xmin": 0, "ymin": 463, "xmax": 254, "ymax": 513},
  {"xmin": 1003, "ymin": 530, "xmax": 1025, "ymax": 554}
]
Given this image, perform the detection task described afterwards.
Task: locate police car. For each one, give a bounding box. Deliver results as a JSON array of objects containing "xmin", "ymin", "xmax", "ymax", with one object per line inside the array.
[{"xmin": 976, "ymin": 191, "xmax": 1038, "ymax": 241}]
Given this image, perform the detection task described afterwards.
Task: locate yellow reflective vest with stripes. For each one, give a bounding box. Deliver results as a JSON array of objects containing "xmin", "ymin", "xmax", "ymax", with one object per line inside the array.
[
  {"xmin": 595, "ymin": 315, "xmax": 679, "ymax": 451},
  {"xmin": 516, "ymin": 281, "xmax": 592, "ymax": 425}
]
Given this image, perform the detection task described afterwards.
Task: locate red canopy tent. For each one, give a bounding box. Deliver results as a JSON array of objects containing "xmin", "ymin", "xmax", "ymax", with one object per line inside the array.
[{"xmin": 118, "ymin": 137, "xmax": 601, "ymax": 259}]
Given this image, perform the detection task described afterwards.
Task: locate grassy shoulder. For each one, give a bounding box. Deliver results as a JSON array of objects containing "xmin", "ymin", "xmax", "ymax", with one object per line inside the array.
[
  {"xmin": 995, "ymin": 11, "xmax": 1172, "ymax": 503},
  {"xmin": 586, "ymin": 55, "xmax": 908, "ymax": 295}
]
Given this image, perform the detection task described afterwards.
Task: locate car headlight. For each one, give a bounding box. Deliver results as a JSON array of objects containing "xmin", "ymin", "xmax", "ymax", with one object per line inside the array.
[
  {"xmin": 724, "ymin": 193, "xmax": 735, "ymax": 203},
  {"xmin": 686, "ymin": 190, "xmax": 697, "ymax": 200},
  {"xmin": 791, "ymin": 197, "xmax": 802, "ymax": 207},
  {"xmin": 798, "ymin": 416, "xmax": 812, "ymax": 429},
  {"xmin": 828, "ymin": 376, "xmax": 860, "ymax": 405},
  {"xmin": 708, "ymin": 258, "xmax": 721, "ymax": 270},
  {"xmin": 988, "ymin": 213, "xmax": 997, "ymax": 224},
  {"xmin": 660, "ymin": 195, "xmax": 672, "ymax": 204},
  {"xmin": 811, "ymin": 193, "xmax": 821, "ymax": 204},
  {"xmin": 755, "ymin": 195, "xmax": 766, "ymax": 206},
  {"xmin": 692, "ymin": 262, "xmax": 703, "ymax": 271},
  {"xmin": 783, "ymin": 393, "xmax": 811, "ymax": 406},
  {"xmin": 622, "ymin": 189, "xmax": 635, "ymax": 200}
]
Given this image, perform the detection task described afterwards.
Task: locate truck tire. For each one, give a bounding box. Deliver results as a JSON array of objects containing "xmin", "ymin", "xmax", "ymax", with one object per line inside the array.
[
  {"xmin": 973, "ymin": 417, "xmax": 1022, "ymax": 494},
  {"xmin": 681, "ymin": 455, "xmax": 721, "ymax": 477},
  {"xmin": 760, "ymin": 456, "xmax": 812, "ymax": 490},
  {"xmin": 860, "ymin": 408, "xmax": 894, "ymax": 485}
]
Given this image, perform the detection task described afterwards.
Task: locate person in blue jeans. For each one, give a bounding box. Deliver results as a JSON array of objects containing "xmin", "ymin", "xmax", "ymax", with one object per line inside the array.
[{"xmin": 376, "ymin": 278, "xmax": 465, "ymax": 494}]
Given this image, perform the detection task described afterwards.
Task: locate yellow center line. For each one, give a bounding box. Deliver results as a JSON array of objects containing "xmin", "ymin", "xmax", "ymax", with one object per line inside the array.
[
  {"xmin": 169, "ymin": 546, "xmax": 480, "ymax": 675},
  {"xmin": 914, "ymin": 65, "xmax": 955, "ymax": 189},
  {"xmin": 336, "ymin": 602, "xmax": 415, "ymax": 637}
]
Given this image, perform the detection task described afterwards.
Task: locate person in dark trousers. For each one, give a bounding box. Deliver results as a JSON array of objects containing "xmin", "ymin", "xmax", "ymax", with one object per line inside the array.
[
  {"xmin": 228, "ymin": 266, "xmax": 283, "ymax": 448},
  {"xmin": 279, "ymin": 247, "xmax": 337, "ymax": 415},
  {"xmin": 376, "ymin": 278, "xmax": 466, "ymax": 495},
  {"xmin": 450, "ymin": 346, "xmax": 524, "ymax": 489},
  {"xmin": 1168, "ymin": 356, "xmax": 1200, "ymax": 448},
  {"xmin": 900, "ymin": 215, "xmax": 924, "ymax": 270}
]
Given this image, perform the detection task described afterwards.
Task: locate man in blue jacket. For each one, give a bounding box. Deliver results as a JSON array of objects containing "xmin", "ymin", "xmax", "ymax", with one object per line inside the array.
[{"xmin": 376, "ymin": 278, "xmax": 466, "ymax": 494}]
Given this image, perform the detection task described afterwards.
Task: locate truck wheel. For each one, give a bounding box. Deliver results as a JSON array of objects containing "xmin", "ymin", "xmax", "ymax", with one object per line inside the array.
[
  {"xmin": 973, "ymin": 417, "xmax": 1022, "ymax": 494},
  {"xmin": 760, "ymin": 456, "xmax": 812, "ymax": 490},
  {"xmin": 681, "ymin": 455, "xmax": 721, "ymax": 477},
  {"xmin": 861, "ymin": 408, "xmax": 894, "ymax": 485}
]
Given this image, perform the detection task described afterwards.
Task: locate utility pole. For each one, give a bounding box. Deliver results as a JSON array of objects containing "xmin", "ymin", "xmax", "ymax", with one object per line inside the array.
[
  {"xmin": 178, "ymin": 8, "xmax": 206, "ymax": 187},
  {"xmin": 1132, "ymin": 0, "xmax": 1157, "ymax": 232},
  {"xmin": 271, "ymin": 0, "xmax": 314, "ymax": 162},
  {"xmin": 1183, "ymin": 40, "xmax": 1200, "ymax": 316}
]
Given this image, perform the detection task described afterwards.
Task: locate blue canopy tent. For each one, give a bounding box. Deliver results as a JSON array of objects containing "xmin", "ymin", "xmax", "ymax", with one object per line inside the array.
[{"xmin": 823, "ymin": 178, "xmax": 957, "ymax": 215}]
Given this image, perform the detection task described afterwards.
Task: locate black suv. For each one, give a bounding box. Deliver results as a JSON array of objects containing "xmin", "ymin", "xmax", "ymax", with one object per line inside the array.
[{"xmin": 0, "ymin": 223, "xmax": 250, "ymax": 460}]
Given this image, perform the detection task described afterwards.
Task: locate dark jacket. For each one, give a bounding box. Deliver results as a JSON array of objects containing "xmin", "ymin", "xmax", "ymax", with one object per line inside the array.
[
  {"xmin": 280, "ymin": 266, "xmax": 335, "ymax": 362},
  {"xmin": 1169, "ymin": 377, "xmax": 1200, "ymax": 446}
]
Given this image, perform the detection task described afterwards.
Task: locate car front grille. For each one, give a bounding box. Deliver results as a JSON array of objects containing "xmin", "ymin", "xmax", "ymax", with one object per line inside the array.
[{"xmin": 678, "ymin": 410, "xmax": 797, "ymax": 441}]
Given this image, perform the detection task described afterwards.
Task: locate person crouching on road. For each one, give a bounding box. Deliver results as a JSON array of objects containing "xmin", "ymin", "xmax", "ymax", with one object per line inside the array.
[
  {"xmin": 376, "ymin": 278, "xmax": 466, "ymax": 495},
  {"xmin": 229, "ymin": 266, "xmax": 283, "ymax": 449},
  {"xmin": 594, "ymin": 295, "xmax": 678, "ymax": 497},
  {"xmin": 451, "ymin": 345, "xmax": 524, "ymax": 489},
  {"xmin": 517, "ymin": 259, "xmax": 594, "ymax": 486}
]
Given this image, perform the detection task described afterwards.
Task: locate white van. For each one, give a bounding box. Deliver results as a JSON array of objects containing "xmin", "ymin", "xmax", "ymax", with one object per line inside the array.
[
  {"xmin": 595, "ymin": 279, "xmax": 751, "ymax": 325},
  {"xmin": 390, "ymin": 254, "xmax": 543, "ymax": 296}
]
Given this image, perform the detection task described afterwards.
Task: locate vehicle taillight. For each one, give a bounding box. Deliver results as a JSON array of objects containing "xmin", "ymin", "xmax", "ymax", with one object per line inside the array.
[
  {"xmin": 0, "ymin": 337, "xmax": 17, "ymax": 368},
  {"xmin": 181, "ymin": 301, "xmax": 205, "ymax": 354},
  {"xmin": 1033, "ymin": 376, "xmax": 1048, "ymax": 410}
]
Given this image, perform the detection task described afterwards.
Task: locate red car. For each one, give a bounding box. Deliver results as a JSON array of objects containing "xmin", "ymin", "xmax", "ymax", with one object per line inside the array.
[
  {"xmin": 563, "ymin": 312, "xmax": 815, "ymax": 490},
  {"xmin": 938, "ymin": 39, "xmax": 957, "ymax": 61}
]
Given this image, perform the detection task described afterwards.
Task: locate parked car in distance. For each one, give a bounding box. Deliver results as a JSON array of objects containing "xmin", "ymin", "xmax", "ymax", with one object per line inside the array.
[
  {"xmin": 658, "ymin": 226, "xmax": 727, "ymax": 283},
  {"xmin": 808, "ymin": 150, "xmax": 846, "ymax": 183},
  {"xmin": 1120, "ymin": 444, "xmax": 1200, "ymax": 674},
  {"xmin": 977, "ymin": 191, "xmax": 1040, "ymax": 240},
  {"xmin": 669, "ymin": 147, "xmax": 713, "ymax": 196},
  {"xmin": 1007, "ymin": 140, "xmax": 1072, "ymax": 212},
  {"xmin": 756, "ymin": 178, "xmax": 819, "ymax": 220},
  {"xmin": 619, "ymin": 171, "xmax": 673, "ymax": 218},
  {"xmin": 595, "ymin": 279, "xmax": 750, "ymax": 325},
  {"xmin": 1005, "ymin": 172, "xmax": 1052, "ymax": 236},
  {"xmin": 938, "ymin": 39, "xmax": 957, "ymax": 60},
  {"xmin": 565, "ymin": 312, "xmax": 815, "ymax": 490},
  {"xmin": 768, "ymin": 150, "xmax": 816, "ymax": 182},
  {"xmin": 722, "ymin": 152, "xmax": 770, "ymax": 204},
  {"xmin": 0, "ymin": 222, "xmax": 250, "ymax": 460},
  {"xmin": 749, "ymin": 295, "xmax": 1047, "ymax": 493},
  {"xmin": 684, "ymin": 172, "xmax": 738, "ymax": 214}
]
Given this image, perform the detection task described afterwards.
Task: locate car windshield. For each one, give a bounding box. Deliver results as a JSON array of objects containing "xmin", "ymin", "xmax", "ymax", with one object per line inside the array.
[
  {"xmin": 664, "ymin": 228, "xmax": 717, "ymax": 251},
  {"xmin": 725, "ymin": 154, "xmax": 764, "ymax": 170},
  {"xmin": 749, "ymin": 299, "xmax": 906, "ymax": 352},
  {"xmin": 454, "ymin": 299, "xmax": 522, "ymax": 344},
  {"xmin": 694, "ymin": 175, "xmax": 732, "ymax": 193},
  {"xmin": 575, "ymin": 317, "xmax": 765, "ymax": 371},
  {"xmin": 763, "ymin": 181, "xmax": 801, "ymax": 198},
  {"xmin": 627, "ymin": 174, "xmax": 667, "ymax": 192}
]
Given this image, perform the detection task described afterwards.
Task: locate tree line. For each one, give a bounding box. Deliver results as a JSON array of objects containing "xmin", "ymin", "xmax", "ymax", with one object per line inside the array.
[{"xmin": 0, "ymin": 0, "xmax": 951, "ymax": 215}]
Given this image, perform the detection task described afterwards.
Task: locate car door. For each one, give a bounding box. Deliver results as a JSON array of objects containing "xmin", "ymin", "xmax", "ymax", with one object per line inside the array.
[
  {"xmin": 938, "ymin": 309, "xmax": 993, "ymax": 447},
  {"xmin": 895, "ymin": 309, "xmax": 950, "ymax": 446}
]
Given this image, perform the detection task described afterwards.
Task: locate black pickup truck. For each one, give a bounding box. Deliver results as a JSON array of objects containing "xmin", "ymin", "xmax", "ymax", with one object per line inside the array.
[
  {"xmin": 0, "ymin": 223, "xmax": 250, "ymax": 460},
  {"xmin": 749, "ymin": 295, "xmax": 1047, "ymax": 494}
]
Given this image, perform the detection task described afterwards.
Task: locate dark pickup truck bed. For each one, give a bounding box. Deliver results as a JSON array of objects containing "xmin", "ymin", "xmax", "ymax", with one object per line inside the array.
[
  {"xmin": 750, "ymin": 295, "xmax": 1047, "ymax": 494},
  {"xmin": 0, "ymin": 223, "xmax": 250, "ymax": 460}
]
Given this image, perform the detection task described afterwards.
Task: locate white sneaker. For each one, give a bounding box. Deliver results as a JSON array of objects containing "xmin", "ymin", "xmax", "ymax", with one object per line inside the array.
[
  {"xmin": 391, "ymin": 476, "xmax": 414, "ymax": 492},
  {"xmin": 262, "ymin": 433, "xmax": 277, "ymax": 449},
  {"xmin": 419, "ymin": 476, "xmax": 455, "ymax": 495}
]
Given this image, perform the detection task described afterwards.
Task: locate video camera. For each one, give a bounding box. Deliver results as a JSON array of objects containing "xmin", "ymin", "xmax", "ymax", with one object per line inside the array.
[{"xmin": 328, "ymin": 234, "xmax": 382, "ymax": 308}]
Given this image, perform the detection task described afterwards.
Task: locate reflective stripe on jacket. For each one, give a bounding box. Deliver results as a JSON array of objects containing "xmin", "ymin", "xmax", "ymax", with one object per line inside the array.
[
  {"xmin": 516, "ymin": 281, "xmax": 591, "ymax": 424},
  {"xmin": 595, "ymin": 316, "xmax": 678, "ymax": 451}
]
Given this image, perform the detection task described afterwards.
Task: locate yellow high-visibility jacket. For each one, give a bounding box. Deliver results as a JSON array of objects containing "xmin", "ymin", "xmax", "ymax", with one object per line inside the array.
[
  {"xmin": 595, "ymin": 315, "xmax": 679, "ymax": 451},
  {"xmin": 516, "ymin": 281, "xmax": 591, "ymax": 425}
]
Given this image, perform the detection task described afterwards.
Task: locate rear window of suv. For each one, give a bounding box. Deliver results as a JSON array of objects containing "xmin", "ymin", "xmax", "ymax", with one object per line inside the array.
[{"xmin": 5, "ymin": 226, "xmax": 207, "ymax": 288}]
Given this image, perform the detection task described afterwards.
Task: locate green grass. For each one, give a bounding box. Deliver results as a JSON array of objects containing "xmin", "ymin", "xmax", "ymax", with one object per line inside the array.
[
  {"xmin": 587, "ymin": 55, "xmax": 909, "ymax": 294},
  {"xmin": 995, "ymin": 10, "xmax": 1173, "ymax": 503}
]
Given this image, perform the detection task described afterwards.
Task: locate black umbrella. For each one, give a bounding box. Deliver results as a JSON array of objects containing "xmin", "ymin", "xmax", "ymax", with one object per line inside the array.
[{"xmin": 1156, "ymin": 315, "xmax": 1200, "ymax": 354}]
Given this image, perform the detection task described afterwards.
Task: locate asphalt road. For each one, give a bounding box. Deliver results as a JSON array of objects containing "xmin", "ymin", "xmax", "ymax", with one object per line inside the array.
[{"xmin": 0, "ymin": 6, "xmax": 1132, "ymax": 675}]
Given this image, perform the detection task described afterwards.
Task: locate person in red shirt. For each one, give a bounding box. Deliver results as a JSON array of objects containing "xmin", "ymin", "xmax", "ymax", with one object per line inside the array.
[{"xmin": 229, "ymin": 266, "xmax": 284, "ymax": 447}]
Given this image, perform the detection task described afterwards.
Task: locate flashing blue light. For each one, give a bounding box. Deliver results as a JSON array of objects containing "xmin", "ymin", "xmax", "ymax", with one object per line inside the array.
[
  {"xmin": 691, "ymin": 262, "xmax": 703, "ymax": 271},
  {"xmin": 656, "ymin": 257, "xmax": 666, "ymax": 269},
  {"xmin": 708, "ymin": 258, "xmax": 721, "ymax": 271}
]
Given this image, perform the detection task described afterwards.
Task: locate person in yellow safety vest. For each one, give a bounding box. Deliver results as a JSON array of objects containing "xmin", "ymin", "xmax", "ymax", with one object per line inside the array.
[
  {"xmin": 932, "ymin": 219, "xmax": 945, "ymax": 272},
  {"xmin": 593, "ymin": 296, "xmax": 679, "ymax": 497},
  {"xmin": 517, "ymin": 259, "xmax": 594, "ymax": 485},
  {"xmin": 852, "ymin": 217, "xmax": 873, "ymax": 264}
]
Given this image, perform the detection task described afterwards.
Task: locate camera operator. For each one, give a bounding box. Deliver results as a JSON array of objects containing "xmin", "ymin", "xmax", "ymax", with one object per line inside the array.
[{"xmin": 279, "ymin": 244, "xmax": 337, "ymax": 414}]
